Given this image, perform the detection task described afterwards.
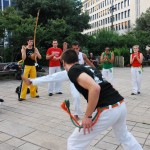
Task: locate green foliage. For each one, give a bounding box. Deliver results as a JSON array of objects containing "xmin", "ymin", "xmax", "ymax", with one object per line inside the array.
[
  {"xmin": 113, "ymin": 47, "xmax": 130, "ymax": 66},
  {"xmin": 136, "ymin": 8, "xmax": 150, "ymax": 31}
]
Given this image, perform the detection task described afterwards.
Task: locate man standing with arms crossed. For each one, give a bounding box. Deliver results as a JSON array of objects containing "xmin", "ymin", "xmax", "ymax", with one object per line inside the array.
[{"xmin": 46, "ymin": 39, "xmax": 63, "ymax": 96}]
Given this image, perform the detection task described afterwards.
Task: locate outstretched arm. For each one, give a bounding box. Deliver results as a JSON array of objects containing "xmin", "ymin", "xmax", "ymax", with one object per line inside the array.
[{"xmin": 22, "ymin": 70, "xmax": 69, "ymax": 86}]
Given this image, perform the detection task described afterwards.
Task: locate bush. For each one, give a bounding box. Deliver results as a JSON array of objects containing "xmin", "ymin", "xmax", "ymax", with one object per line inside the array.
[{"xmin": 113, "ymin": 47, "xmax": 130, "ymax": 66}]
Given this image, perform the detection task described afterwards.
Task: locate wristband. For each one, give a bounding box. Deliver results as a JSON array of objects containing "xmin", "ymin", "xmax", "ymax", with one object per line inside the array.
[
  {"xmin": 85, "ymin": 115, "xmax": 92, "ymax": 118},
  {"xmin": 88, "ymin": 116, "xmax": 92, "ymax": 118}
]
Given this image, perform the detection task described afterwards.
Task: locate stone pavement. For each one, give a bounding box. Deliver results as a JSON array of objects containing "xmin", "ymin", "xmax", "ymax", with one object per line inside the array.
[{"xmin": 0, "ymin": 67, "xmax": 150, "ymax": 150}]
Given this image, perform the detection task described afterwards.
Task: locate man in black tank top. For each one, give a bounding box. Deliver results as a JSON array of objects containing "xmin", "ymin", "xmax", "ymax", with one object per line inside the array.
[
  {"xmin": 61, "ymin": 50, "xmax": 142, "ymax": 150},
  {"xmin": 19, "ymin": 36, "xmax": 42, "ymax": 101}
]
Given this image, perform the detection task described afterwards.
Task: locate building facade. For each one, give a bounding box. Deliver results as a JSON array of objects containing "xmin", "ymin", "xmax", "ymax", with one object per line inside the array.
[
  {"xmin": 0, "ymin": 0, "xmax": 12, "ymax": 11},
  {"xmin": 82, "ymin": 0, "xmax": 150, "ymax": 35}
]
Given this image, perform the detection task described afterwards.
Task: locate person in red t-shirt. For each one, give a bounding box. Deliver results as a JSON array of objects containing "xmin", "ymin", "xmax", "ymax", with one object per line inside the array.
[
  {"xmin": 46, "ymin": 39, "xmax": 63, "ymax": 96},
  {"xmin": 130, "ymin": 45, "xmax": 143, "ymax": 95}
]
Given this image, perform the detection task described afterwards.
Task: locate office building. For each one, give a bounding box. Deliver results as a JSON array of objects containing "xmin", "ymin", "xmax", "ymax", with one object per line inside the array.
[
  {"xmin": 82, "ymin": 0, "xmax": 150, "ymax": 35},
  {"xmin": 0, "ymin": 0, "xmax": 12, "ymax": 11}
]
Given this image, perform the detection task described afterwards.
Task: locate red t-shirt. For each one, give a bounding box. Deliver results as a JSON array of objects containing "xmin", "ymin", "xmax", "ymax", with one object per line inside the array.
[
  {"xmin": 132, "ymin": 52, "xmax": 141, "ymax": 67},
  {"xmin": 46, "ymin": 47, "xmax": 62, "ymax": 67}
]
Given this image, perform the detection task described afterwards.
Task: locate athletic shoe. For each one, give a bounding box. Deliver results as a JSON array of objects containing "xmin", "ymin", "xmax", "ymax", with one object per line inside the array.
[
  {"xmin": 49, "ymin": 93, "xmax": 53, "ymax": 96},
  {"xmin": 0, "ymin": 99, "xmax": 4, "ymax": 102},
  {"xmin": 18, "ymin": 98, "xmax": 25, "ymax": 101},
  {"xmin": 138, "ymin": 92, "xmax": 140, "ymax": 94},
  {"xmin": 131, "ymin": 93, "xmax": 136, "ymax": 95},
  {"xmin": 56, "ymin": 92, "xmax": 63, "ymax": 94}
]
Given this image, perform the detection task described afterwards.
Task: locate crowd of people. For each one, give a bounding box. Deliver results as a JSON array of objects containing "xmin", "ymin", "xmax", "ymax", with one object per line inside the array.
[{"xmin": 18, "ymin": 36, "xmax": 144, "ymax": 150}]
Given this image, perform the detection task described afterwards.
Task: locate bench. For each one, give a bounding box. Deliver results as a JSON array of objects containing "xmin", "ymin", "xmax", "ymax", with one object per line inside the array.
[{"xmin": 0, "ymin": 63, "xmax": 17, "ymax": 78}]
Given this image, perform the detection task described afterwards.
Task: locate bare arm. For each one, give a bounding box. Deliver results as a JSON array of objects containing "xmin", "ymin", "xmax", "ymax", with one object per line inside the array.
[
  {"xmin": 46, "ymin": 53, "xmax": 55, "ymax": 60},
  {"xmin": 83, "ymin": 53, "xmax": 96, "ymax": 68},
  {"xmin": 107, "ymin": 52, "xmax": 114, "ymax": 63},
  {"xmin": 34, "ymin": 48, "xmax": 42, "ymax": 59},
  {"xmin": 21, "ymin": 45, "xmax": 26, "ymax": 61},
  {"xmin": 130, "ymin": 54, "xmax": 134, "ymax": 64},
  {"xmin": 137, "ymin": 53, "xmax": 143, "ymax": 64},
  {"xmin": 63, "ymin": 42, "xmax": 68, "ymax": 51},
  {"xmin": 100, "ymin": 52, "xmax": 105, "ymax": 63},
  {"xmin": 76, "ymin": 72, "xmax": 100, "ymax": 134}
]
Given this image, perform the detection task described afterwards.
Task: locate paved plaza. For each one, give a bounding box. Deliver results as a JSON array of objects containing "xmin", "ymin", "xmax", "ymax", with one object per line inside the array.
[{"xmin": 0, "ymin": 67, "xmax": 150, "ymax": 150}]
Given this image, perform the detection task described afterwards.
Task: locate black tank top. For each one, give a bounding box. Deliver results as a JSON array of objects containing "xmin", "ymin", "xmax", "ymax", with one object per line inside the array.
[
  {"xmin": 68, "ymin": 64, "xmax": 124, "ymax": 108},
  {"xmin": 24, "ymin": 48, "xmax": 35, "ymax": 66}
]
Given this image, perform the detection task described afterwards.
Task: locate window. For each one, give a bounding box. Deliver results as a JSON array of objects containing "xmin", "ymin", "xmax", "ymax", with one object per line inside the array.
[
  {"xmin": 122, "ymin": 23, "xmax": 124, "ymax": 29},
  {"xmin": 128, "ymin": 0, "xmax": 130, "ymax": 6},
  {"xmin": 115, "ymin": 4, "xmax": 117, "ymax": 11},
  {"xmin": 106, "ymin": 18, "xmax": 107, "ymax": 24},
  {"xmin": 107, "ymin": 0, "xmax": 109, "ymax": 5},
  {"xmin": 118, "ymin": 3, "xmax": 120, "ymax": 10},
  {"xmin": 121, "ymin": 1, "xmax": 123, "ymax": 9},
  {"xmin": 128, "ymin": 20, "xmax": 130, "ymax": 28},
  {"xmin": 116, "ymin": 14, "xmax": 118, "ymax": 21},
  {"xmin": 125, "ymin": 11, "xmax": 127, "ymax": 18},
  {"xmin": 116, "ymin": 25, "xmax": 118, "ymax": 31},
  {"xmin": 124, "ymin": 0, "xmax": 127, "ymax": 7},
  {"xmin": 128, "ymin": 9, "xmax": 130, "ymax": 17},
  {"xmin": 121, "ymin": 12, "xmax": 124, "ymax": 19},
  {"xmin": 125, "ymin": 21, "xmax": 127, "ymax": 29},
  {"xmin": 108, "ymin": 17, "xmax": 110, "ymax": 23},
  {"xmin": 118, "ymin": 13, "xmax": 120, "ymax": 20},
  {"xmin": 119, "ymin": 23, "xmax": 121, "ymax": 30}
]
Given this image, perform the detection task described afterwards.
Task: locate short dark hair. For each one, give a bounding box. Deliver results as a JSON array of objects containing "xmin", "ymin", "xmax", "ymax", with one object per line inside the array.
[
  {"xmin": 61, "ymin": 49, "xmax": 78, "ymax": 64},
  {"xmin": 53, "ymin": 39, "xmax": 57, "ymax": 42},
  {"xmin": 26, "ymin": 36, "xmax": 33, "ymax": 42},
  {"xmin": 71, "ymin": 41, "xmax": 79, "ymax": 46}
]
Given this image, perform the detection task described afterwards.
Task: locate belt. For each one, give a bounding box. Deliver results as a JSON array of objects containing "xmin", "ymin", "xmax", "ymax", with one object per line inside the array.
[
  {"xmin": 132, "ymin": 66, "xmax": 141, "ymax": 68},
  {"xmin": 98, "ymin": 99, "xmax": 124, "ymax": 111},
  {"xmin": 61, "ymin": 99, "xmax": 124, "ymax": 128}
]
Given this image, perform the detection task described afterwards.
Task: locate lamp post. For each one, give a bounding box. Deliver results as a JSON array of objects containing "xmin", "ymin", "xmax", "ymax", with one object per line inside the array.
[{"xmin": 110, "ymin": 1, "xmax": 116, "ymax": 30}]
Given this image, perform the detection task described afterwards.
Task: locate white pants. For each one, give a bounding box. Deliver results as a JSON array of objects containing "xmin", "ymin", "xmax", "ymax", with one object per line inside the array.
[
  {"xmin": 70, "ymin": 82, "xmax": 82, "ymax": 116},
  {"xmin": 68, "ymin": 102, "xmax": 142, "ymax": 150},
  {"xmin": 48, "ymin": 67, "xmax": 62, "ymax": 93},
  {"xmin": 30, "ymin": 70, "xmax": 82, "ymax": 115},
  {"xmin": 102, "ymin": 68, "xmax": 113, "ymax": 84},
  {"xmin": 131, "ymin": 67, "xmax": 142, "ymax": 94}
]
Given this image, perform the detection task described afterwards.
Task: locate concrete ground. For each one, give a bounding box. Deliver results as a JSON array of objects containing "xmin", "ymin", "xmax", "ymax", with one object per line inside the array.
[{"xmin": 0, "ymin": 67, "xmax": 150, "ymax": 150}]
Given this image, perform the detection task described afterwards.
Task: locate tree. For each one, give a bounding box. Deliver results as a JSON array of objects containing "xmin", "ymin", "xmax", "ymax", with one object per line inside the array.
[
  {"xmin": 136, "ymin": 8, "xmax": 150, "ymax": 31},
  {"xmin": 13, "ymin": 0, "xmax": 90, "ymax": 32}
]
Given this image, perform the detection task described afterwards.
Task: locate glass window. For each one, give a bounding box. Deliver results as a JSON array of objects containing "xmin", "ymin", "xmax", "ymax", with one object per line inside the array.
[
  {"xmin": 128, "ymin": 9, "xmax": 130, "ymax": 17},
  {"xmin": 116, "ymin": 14, "xmax": 118, "ymax": 21},
  {"xmin": 128, "ymin": 20, "xmax": 130, "ymax": 28},
  {"xmin": 124, "ymin": 0, "xmax": 127, "ymax": 7},
  {"xmin": 122, "ymin": 23, "xmax": 124, "ymax": 29},
  {"xmin": 121, "ymin": 1, "xmax": 123, "ymax": 9},
  {"xmin": 128, "ymin": 0, "xmax": 130, "ymax": 6},
  {"xmin": 121, "ymin": 12, "xmax": 124, "ymax": 19},
  {"xmin": 118, "ymin": 3, "xmax": 120, "ymax": 10},
  {"xmin": 125, "ymin": 11, "xmax": 127, "ymax": 18},
  {"xmin": 118, "ymin": 13, "xmax": 120, "ymax": 20}
]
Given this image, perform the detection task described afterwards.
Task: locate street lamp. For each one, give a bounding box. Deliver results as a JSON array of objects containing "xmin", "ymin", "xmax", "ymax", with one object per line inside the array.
[{"xmin": 110, "ymin": 1, "xmax": 116, "ymax": 30}]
